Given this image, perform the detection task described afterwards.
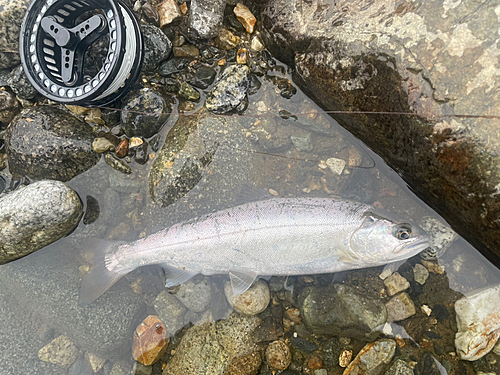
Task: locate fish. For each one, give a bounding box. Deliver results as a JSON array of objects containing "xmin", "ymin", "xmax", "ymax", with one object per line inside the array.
[{"xmin": 78, "ymin": 196, "xmax": 430, "ymax": 305}]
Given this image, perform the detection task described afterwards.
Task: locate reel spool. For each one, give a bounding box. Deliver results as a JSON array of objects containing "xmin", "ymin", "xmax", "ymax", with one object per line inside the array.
[{"xmin": 20, "ymin": 0, "xmax": 143, "ymax": 106}]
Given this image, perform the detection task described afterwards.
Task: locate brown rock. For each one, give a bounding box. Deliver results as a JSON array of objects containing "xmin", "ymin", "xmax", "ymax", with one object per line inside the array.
[
  {"xmin": 225, "ymin": 352, "xmax": 262, "ymax": 375},
  {"xmin": 157, "ymin": 0, "xmax": 181, "ymax": 27},
  {"xmin": 216, "ymin": 29, "xmax": 241, "ymax": 50},
  {"xmin": 237, "ymin": 48, "xmax": 249, "ymax": 64},
  {"xmin": 233, "ymin": 3, "xmax": 257, "ymax": 34},
  {"xmin": 132, "ymin": 315, "xmax": 169, "ymax": 365},
  {"xmin": 115, "ymin": 138, "xmax": 129, "ymax": 158},
  {"xmin": 265, "ymin": 340, "xmax": 291, "ymax": 371},
  {"xmin": 173, "ymin": 45, "xmax": 199, "ymax": 59}
]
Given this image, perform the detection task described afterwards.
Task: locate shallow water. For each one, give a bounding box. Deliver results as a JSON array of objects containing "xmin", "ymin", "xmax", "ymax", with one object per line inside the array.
[{"xmin": 1, "ymin": 65, "xmax": 500, "ymax": 375}]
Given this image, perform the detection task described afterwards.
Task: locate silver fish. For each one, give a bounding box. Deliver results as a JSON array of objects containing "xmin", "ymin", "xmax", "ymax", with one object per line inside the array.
[{"xmin": 79, "ymin": 197, "xmax": 430, "ymax": 305}]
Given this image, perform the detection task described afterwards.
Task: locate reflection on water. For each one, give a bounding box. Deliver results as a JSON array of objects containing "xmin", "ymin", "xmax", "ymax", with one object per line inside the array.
[{"xmin": 1, "ymin": 76, "xmax": 500, "ymax": 375}]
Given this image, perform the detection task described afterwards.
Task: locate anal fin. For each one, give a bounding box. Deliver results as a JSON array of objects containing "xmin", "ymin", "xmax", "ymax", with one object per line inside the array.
[
  {"xmin": 229, "ymin": 270, "xmax": 258, "ymax": 295},
  {"xmin": 161, "ymin": 264, "xmax": 197, "ymax": 288}
]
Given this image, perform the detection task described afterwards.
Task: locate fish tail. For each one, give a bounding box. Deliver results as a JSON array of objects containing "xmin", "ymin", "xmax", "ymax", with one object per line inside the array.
[{"xmin": 78, "ymin": 238, "xmax": 129, "ymax": 306}]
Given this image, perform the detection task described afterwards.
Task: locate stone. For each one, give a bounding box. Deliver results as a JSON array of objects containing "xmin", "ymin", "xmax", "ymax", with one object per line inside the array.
[
  {"xmin": 115, "ymin": 138, "xmax": 128, "ymax": 158},
  {"xmin": 386, "ymin": 292, "xmax": 416, "ymax": 323},
  {"xmin": 5, "ymin": 106, "xmax": 99, "ymax": 181},
  {"xmin": 383, "ymin": 273, "xmax": 410, "ymax": 296},
  {"xmin": 141, "ymin": 25, "xmax": 172, "ymax": 73},
  {"xmin": 188, "ymin": 0, "xmax": 226, "ymax": 40},
  {"xmin": 0, "ymin": 180, "xmax": 82, "ymax": 264},
  {"xmin": 135, "ymin": 363, "xmax": 153, "ymax": 375},
  {"xmin": 0, "ymin": 89, "xmax": 20, "ymax": 127},
  {"xmin": 385, "ymin": 359, "xmax": 415, "ymax": 375},
  {"xmin": 216, "ymin": 28, "xmax": 241, "ymax": 50},
  {"xmin": 38, "ymin": 335, "xmax": 78, "ymax": 368},
  {"xmin": 142, "ymin": 2, "xmax": 160, "ymax": 26},
  {"xmin": 109, "ymin": 361, "xmax": 132, "ymax": 375},
  {"xmin": 421, "ymin": 260, "xmax": 445, "ymax": 275},
  {"xmin": 175, "ymin": 276, "xmax": 212, "ymax": 312},
  {"xmin": 455, "ymin": 284, "xmax": 500, "ymax": 361},
  {"xmin": 84, "ymin": 352, "xmax": 106, "ymax": 373},
  {"xmin": 178, "ymin": 82, "xmax": 200, "ymax": 102},
  {"xmin": 105, "ymin": 154, "xmax": 132, "ymax": 174},
  {"xmin": 325, "ymin": 157, "xmax": 346, "ymax": 175},
  {"xmin": 225, "ymin": 352, "xmax": 262, "ymax": 375},
  {"xmin": 250, "ymin": 36, "xmax": 265, "ymax": 52},
  {"xmin": 92, "ymin": 137, "xmax": 115, "ymax": 153},
  {"xmin": 0, "ymin": 0, "xmax": 29, "ymax": 69},
  {"xmin": 266, "ymin": 340, "xmax": 291, "ymax": 371},
  {"xmin": 233, "ymin": 3, "xmax": 256, "ymax": 34},
  {"xmin": 173, "ymin": 45, "xmax": 200, "ymax": 59},
  {"xmin": 132, "ymin": 315, "xmax": 169, "ymax": 365},
  {"xmin": 291, "ymin": 133, "xmax": 314, "ymax": 152},
  {"xmin": 121, "ymin": 88, "xmax": 170, "ymax": 138},
  {"xmin": 69, "ymin": 357, "xmax": 93, "ymax": 375},
  {"xmin": 413, "ymin": 264, "xmax": 429, "ymax": 285},
  {"xmin": 158, "ymin": 57, "xmax": 191, "ymax": 77},
  {"xmin": 7, "ymin": 65, "xmax": 38, "ymax": 100},
  {"xmin": 260, "ymin": 0, "xmax": 500, "ymax": 266},
  {"xmin": 162, "ymin": 312, "xmax": 262, "ymax": 375},
  {"xmin": 206, "ymin": 64, "xmax": 250, "ymax": 114},
  {"xmin": 343, "ymin": 339, "xmax": 396, "ymax": 375},
  {"xmin": 224, "ymin": 279, "xmax": 270, "ymax": 316},
  {"xmin": 419, "ymin": 217, "xmax": 458, "ymax": 260},
  {"xmin": 153, "ymin": 290, "xmax": 187, "ymax": 335},
  {"xmin": 157, "ymin": 0, "xmax": 181, "ymax": 27},
  {"xmin": 298, "ymin": 284, "xmax": 387, "ymax": 341},
  {"xmin": 189, "ymin": 65, "xmax": 216, "ymax": 89}
]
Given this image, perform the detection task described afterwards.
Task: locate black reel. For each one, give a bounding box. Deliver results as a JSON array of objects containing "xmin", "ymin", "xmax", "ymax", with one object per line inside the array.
[{"xmin": 20, "ymin": 0, "xmax": 143, "ymax": 106}]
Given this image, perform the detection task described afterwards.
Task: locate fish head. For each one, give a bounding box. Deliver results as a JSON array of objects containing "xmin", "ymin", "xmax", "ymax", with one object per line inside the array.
[{"xmin": 348, "ymin": 211, "xmax": 431, "ymax": 264}]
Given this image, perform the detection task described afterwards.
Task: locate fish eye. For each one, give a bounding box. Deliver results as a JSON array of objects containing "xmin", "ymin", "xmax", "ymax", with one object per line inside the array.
[{"xmin": 394, "ymin": 224, "xmax": 412, "ymax": 240}]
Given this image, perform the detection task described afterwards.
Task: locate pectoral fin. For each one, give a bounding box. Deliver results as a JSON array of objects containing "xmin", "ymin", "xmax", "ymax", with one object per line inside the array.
[
  {"xmin": 229, "ymin": 270, "xmax": 258, "ymax": 295},
  {"xmin": 161, "ymin": 264, "xmax": 197, "ymax": 288}
]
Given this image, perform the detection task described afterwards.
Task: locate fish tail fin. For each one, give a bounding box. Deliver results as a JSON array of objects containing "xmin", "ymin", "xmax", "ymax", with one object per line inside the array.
[{"xmin": 78, "ymin": 238, "xmax": 128, "ymax": 306}]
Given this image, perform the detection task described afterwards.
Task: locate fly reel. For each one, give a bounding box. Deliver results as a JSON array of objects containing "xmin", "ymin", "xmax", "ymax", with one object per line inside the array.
[{"xmin": 20, "ymin": 0, "xmax": 143, "ymax": 106}]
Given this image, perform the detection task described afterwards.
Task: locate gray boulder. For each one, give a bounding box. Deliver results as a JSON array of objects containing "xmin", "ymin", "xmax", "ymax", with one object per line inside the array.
[
  {"xmin": 0, "ymin": 180, "xmax": 82, "ymax": 264},
  {"xmin": 0, "ymin": 0, "xmax": 29, "ymax": 69},
  {"xmin": 188, "ymin": 0, "xmax": 227, "ymax": 40}
]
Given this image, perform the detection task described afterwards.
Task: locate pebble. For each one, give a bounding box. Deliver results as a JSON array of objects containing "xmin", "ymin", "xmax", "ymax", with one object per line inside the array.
[
  {"xmin": 142, "ymin": 2, "xmax": 160, "ymax": 26},
  {"xmin": 105, "ymin": 154, "xmax": 132, "ymax": 174},
  {"xmin": 115, "ymin": 138, "xmax": 128, "ymax": 158},
  {"xmin": 234, "ymin": 3, "xmax": 257, "ymax": 34},
  {"xmin": 189, "ymin": 66, "xmax": 217, "ymax": 89},
  {"xmin": 141, "ymin": 25, "xmax": 173, "ymax": 73},
  {"xmin": 455, "ymin": 284, "xmax": 500, "ymax": 360},
  {"xmin": 291, "ymin": 133, "xmax": 314, "ymax": 152},
  {"xmin": 348, "ymin": 146, "xmax": 363, "ymax": 167},
  {"xmin": 325, "ymin": 157, "xmax": 346, "ymax": 175},
  {"xmin": 84, "ymin": 352, "xmax": 106, "ymax": 373},
  {"xmin": 173, "ymin": 45, "xmax": 200, "ymax": 59},
  {"xmin": 129, "ymin": 137, "xmax": 144, "ymax": 148},
  {"xmin": 386, "ymin": 292, "xmax": 416, "ymax": 322},
  {"xmin": 157, "ymin": 0, "xmax": 181, "ymax": 27},
  {"xmin": 343, "ymin": 339, "xmax": 396, "ymax": 375},
  {"xmin": 385, "ymin": 359, "xmax": 415, "ymax": 375},
  {"xmin": 84, "ymin": 108, "xmax": 105, "ymax": 125},
  {"xmin": 384, "ymin": 272, "xmax": 410, "ymax": 296},
  {"xmin": 225, "ymin": 352, "xmax": 262, "ymax": 375},
  {"xmin": 38, "ymin": 335, "xmax": 79, "ymax": 368},
  {"xmin": 188, "ymin": 0, "xmax": 226, "ymax": 40},
  {"xmin": 7, "ymin": 65, "xmax": 38, "ymax": 99},
  {"xmin": 175, "ymin": 276, "xmax": 212, "ymax": 312},
  {"xmin": 206, "ymin": 64, "xmax": 250, "ymax": 114},
  {"xmin": 266, "ymin": 340, "xmax": 292, "ymax": 371},
  {"xmin": 158, "ymin": 57, "xmax": 191, "ymax": 76},
  {"xmin": 421, "ymin": 260, "xmax": 445, "ymax": 274},
  {"xmin": 237, "ymin": 48, "xmax": 249, "ymax": 64},
  {"xmin": 92, "ymin": 137, "xmax": 115, "ymax": 153},
  {"xmin": 413, "ymin": 263, "xmax": 429, "ymax": 285},
  {"xmin": 216, "ymin": 28, "xmax": 241, "ymax": 50},
  {"xmin": 0, "ymin": 180, "xmax": 82, "ymax": 264},
  {"xmin": 178, "ymin": 82, "xmax": 200, "ymax": 101},
  {"xmin": 132, "ymin": 315, "xmax": 169, "ymax": 365},
  {"xmin": 224, "ymin": 279, "xmax": 271, "ymax": 315},
  {"xmin": 154, "ymin": 290, "xmax": 187, "ymax": 335},
  {"xmin": 250, "ymin": 35, "xmax": 265, "ymax": 51}
]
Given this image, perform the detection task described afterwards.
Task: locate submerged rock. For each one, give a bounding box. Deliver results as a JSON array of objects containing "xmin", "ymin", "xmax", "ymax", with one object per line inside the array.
[
  {"xmin": 175, "ymin": 276, "xmax": 212, "ymax": 313},
  {"xmin": 206, "ymin": 64, "xmax": 250, "ymax": 114},
  {"xmin": 0, "ymin": 180, "xmax": 82, "ymax": 264},
  {"xmin": 154, "ymin": 290, "xmax": 187, "ymax": 336},
  {"xmin": 455, "ymin": 284, "xmax": 500, "ymax": 361},
  {"xmin": 298, "ymin": 284, "xmax": 387, "ymax": 341},
  {"xmin": 132, "ymin": 315, "xmax": 169, "ymax": 366},
  {"xmin": 5, "ymin": 106, "xmax": 99, "ymax": 181},
  {"xmin": 224, "ymin": 279, "xmax": 270, "ymax": 316},
  {"xmin": 266, "ymin": 340, "xmax": 291, "ymax": 371},
  {"xmin": 343, "ymin": 339, "xmax": 396, "ymax": 375},
  {"xmin": 385, "ymin": 292, "xmax": 416, "ymax": 323},
  {"xmin": 38, "ymin": 335, "xmax": 78, "ymax": 368}
]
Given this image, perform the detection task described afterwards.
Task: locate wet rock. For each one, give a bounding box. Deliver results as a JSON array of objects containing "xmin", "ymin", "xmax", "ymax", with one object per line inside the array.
[
  {"xmin": 325, "ymin": 157, "xmax": 346, "ymax": 175},
  {"xmin": 134, "ymin": 142, "xmax": 149, "ymax": 165},
  {"xmin": 163, "ymin": 312, "xmax": 262, "ymax": 375},
  {"xmin": 0, "ymin": 180, "xmax": 82, "ymax": 264},
  {"xmin": 237, "ymin": 48, "xmax": 249, "ymax": 65},
  {"xmin": 225, "ymin": 279, "xmax": 270, "ymax": 316},
  {"xmin": 266, "ymin": 340, "xmax": 291, "ymax": 371},
  {"xmin": 413, "ymin": 264, "xmax": 429, "ymax": 285},
  {"xmin": 173, "ymin": 45, "xmax": 200, "ymax": 59},
  {"xmin": 130, "ymin": 137, "xmax": 144, "ymax": 148},
  {"xmin": 0, "ymin": 89, "xmax": 20, "ymax": 127},
  {"xmin": 135, "ymin": 363, "xmax": 153, "ymax": 375},
  {"xmin": 188, "ymin": 0, "xmax": 226, "ymax": 40},
  {"xmin": 385, "ymin": 359, "xmax": 414, "ymax": 375},
  {"xmin": 38, "ymin": 335, "xmax": 78, "ymax": 368},
  {"xmin": 419, "ymin": 217, "xmax": 458, "ymax": 260},
  {"xmin": 132, "ymin": 315, "xmax": 169, "ymax": 365},
  {"xmin": 92, "ymin": 137, "xmax": 115, "ymax": 153},
  {"xmin": 0, "ymin": 0, "xmax": 29, "ymax": 69},
  {"xmin": 157, "ymin": 0, "xmax": 182, "ymax": 27},
  {"xmin": 291, "ymin": 133, "xmax": 313, "ymax": 152},
  {"xmin": 0, "ymin": 239, "xmax": 145, "ymax": 360},
  {"xmin": 7, "ymin": 65, "xmax": 38, "ymax": 100},
  {"xmin": 121, "ymin": 88, "xmax": 170, "ymax": 138},
  {"xmin": 216, "ymin": 28, "xmax": 241, "ymax": 50},
  {"xmin": 189, "ymin": 65, "xmax": 216, "ymax": 89},
  {"xmin": 343, "ymin": 339, "xmax": 396, "ymax": 375},
  {"xmin": 158, "ymin": 57, "xmax": 190, "ymax": 77},
  {"xmin": 141, "ymin": 25, "xmax": 172, "ymax": 73},
  {"xmin": 298, "ymin": 284, "xmax": 387, "ymax": 341},
  {"xmin": 5, "ymin": 106, "xmax": 99, "ymax": 181},
  {"xmin": 175, "ymin": 276, "xmax": 212, "ymax": 312},
  {"xmin": 115, "ymin": 138, "xmax": 128, "ymax": 158},
  {"xmin": 105, "ymin": 154, "xmax": 132, "ymax": 174},
  {"xmin": 386, "ymin": 292, "xmax": 416, "ymax": 323},
  {"xmin": 250, "ymin": 36, "xmax": 265, "ymax": 52},
  {"xmin": 178, "ymin": 82, "xmax": 200, "ymax": 102},
  {"xmin": 154, "ymin": 290, "xmax": 187, "ymax": 335},
  {"xmin": 206, "ymin": 64, "xmax": 250, "ymax": 114},
  {"xmin": 414, "ymin": 352, "xmax": 440, "ymax": 375},
  {"xmin": 384, "ymin": 273, "xmax": 410, "ymax": 296},
  {"xmin": 233, "ymin": 3, "xmax": 256, "ymax": 34},
  {"xmin": 142, "ymin": 2, "xmax": 160, "ymax": 26},
  {"xmin": 225, "ymin": 352, "xmax": 262, "ymax": 375},
  {"xmin": 84, "ymin": 352, "xmax": 106, "ymax": 373},
  {"xmin": 455, "ymin": 284, "xmax": 500, "ymax": 361},
  {"xmin": 69, "ymin": 357, "xmax": 93, "ymax": 375},
  {"xmin": 110, "ymin": 361, "xmax": 132, "ymax": 375}
]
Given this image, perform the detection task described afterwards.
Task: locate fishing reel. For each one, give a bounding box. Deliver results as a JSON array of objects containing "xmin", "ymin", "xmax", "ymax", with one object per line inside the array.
[{"xmin": 20, "ymin": 0, "xmax": 143, "ymax": 106}]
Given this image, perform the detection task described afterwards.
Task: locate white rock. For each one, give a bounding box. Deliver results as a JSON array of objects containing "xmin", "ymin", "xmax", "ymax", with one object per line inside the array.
[
  {"xmin": 455, "ymin": 284, "xmax": 500, "ymax": 361},
  {"xmin": 379, "ymin": 263, "xmax": 396, "ymax": 280},
  {"xmin": 413, "ymin": 263, "xmax": 429, "ymax": 285},
  {"xmin": 386, "ymin": 293, "xmax": 416, "ymax": 323},
  {"xmin": 383, "ymin": 272, "xmax": 410, "ymax": 296},
  {"xmin": 225, "ymin": 279, "xmax": 270, "ymax": 315},
  {"xmin": 325, "ymin": 157, "xmax": 346, "ymax": 175}
]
